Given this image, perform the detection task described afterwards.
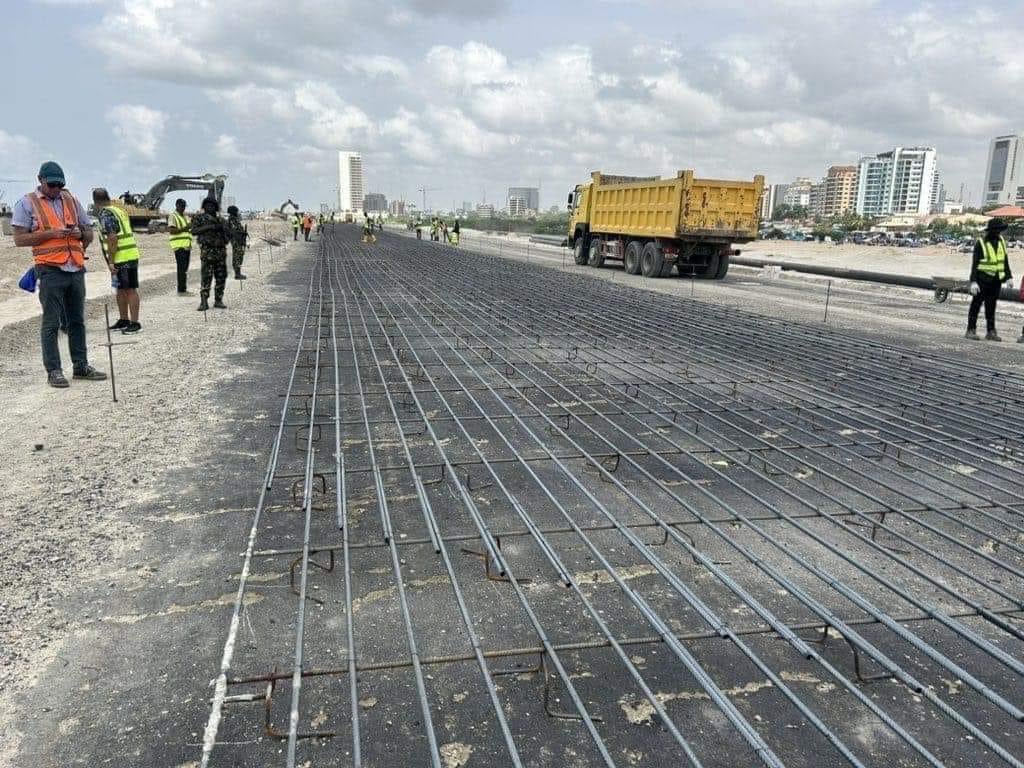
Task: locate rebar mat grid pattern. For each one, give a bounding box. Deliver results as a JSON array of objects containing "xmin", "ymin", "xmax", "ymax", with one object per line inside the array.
[{"xmin": 201, "ymin": 227, "xmax": 1024, "ymax": 768}]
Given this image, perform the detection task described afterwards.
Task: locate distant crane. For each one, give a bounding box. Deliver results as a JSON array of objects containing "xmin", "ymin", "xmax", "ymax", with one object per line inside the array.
[
  {"xmin": 0, "ymin": 180, "xmax": 27, "ymax": 214},
  {"xmin": 417, "ymin": 186, "xmax": 440, "ymax": 212}
]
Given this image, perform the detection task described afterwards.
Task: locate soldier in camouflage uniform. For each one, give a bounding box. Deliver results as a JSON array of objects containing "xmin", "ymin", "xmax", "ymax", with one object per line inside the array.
[
  {"xmin": 225, "ymin": 205, "xmax": 248, "ymax": 280},
  {"xmin": 190, "ymin": 197, "xmax": 230, "ymax": 311}
]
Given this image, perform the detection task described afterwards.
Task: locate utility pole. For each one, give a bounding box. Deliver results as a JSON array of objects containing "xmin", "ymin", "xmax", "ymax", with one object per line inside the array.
[{"xmin": 417, "ymin": 186, "xmax": 439, "ymax": 212}]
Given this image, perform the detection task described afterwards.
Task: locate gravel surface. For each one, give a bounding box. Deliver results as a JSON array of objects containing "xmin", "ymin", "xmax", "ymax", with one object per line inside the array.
[
  {"xmin": 0, "ymin": 218, "xmax": 286, "ymax": 329},
  {"xmin": 2, "ymin": 224, "xmax": 1022, "ymax": 768},
  {"xmin": 0, "ymin": 221, "xmax": 291, "ymax": 763}
]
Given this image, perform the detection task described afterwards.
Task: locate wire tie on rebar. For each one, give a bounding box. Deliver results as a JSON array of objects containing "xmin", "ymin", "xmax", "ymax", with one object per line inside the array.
[
  {"xmin": 460, "ymin": 539, "xmax": 522, "ymax": 584},
  {"xmin": 421, "ymin": 463, "xmax": 447, "ymax": 486},
  {"xmin": 538, "ymin": 653, "xmax": 601, "ymax": 723},
  {"xmin": 460, "ymin": 467, "xmax": 493, "ymax": 492},
  {"xmin": 291, "ymin": 474, "xmax": 327, "ymax": 510},
  {"xmin": 263, "ymin": 665, "xmax": 335, "ymax": 742},
  {"xmin": 295, "ymin": 422, "xmax": 322, "ymax": 451},
  {"xmin": 289, "ymin": 550, "xmax": 335, "ymax": 605},
  {"xmin": 400, "ymin": 420, "xmax": 425, "ymax": 437}
]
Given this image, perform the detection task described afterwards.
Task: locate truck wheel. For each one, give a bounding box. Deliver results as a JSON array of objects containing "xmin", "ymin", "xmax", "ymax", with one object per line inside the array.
[
  {"xmin": 588, "ymin": 240, "xmax": 605, "ymax": 267},
  {"xmin": 640, "ymin": 242, "xmax": 664, "ymax": 277},
  {"xmin": 624, "ymin": 241, "xmax": 642, "ymax": 274},
  {"xmin": 714, "ymin": 252, "xmax": 730, "ymax": 279},
  {"xmin": 572, "ymin": 239, "xmax": 588, "ymax": 265},
  {"xmin": 696, "ymin": 253, "xmax": 720, "ymax": 279}
]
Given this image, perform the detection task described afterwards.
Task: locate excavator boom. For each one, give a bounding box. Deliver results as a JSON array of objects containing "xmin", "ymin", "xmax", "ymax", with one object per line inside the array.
[{"xmin": 112, "ymin": 173, "xmax": 228, "ymax": 232}]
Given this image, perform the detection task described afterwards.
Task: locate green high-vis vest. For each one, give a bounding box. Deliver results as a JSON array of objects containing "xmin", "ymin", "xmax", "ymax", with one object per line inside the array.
[
  {"xmin": 977, "ymin": 237, "xmax": 1008, "ymax": 280},
  {"xmin": 100, "ymin": 205, "xmax": 141, "ymax": 264},
  {"xmin": 168, "ymin": 211, "xmax": 192, "ymax": 250}
]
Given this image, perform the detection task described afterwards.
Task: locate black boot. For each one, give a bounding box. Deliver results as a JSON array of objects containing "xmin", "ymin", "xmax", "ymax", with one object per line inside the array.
[
  {"xmin": 197, "ymin": 298, "xmax": 209, "ymax": 311},
  {"xmin": 235, "ymin": 271, "xmax": 247, "ymax": 280},
  {"xmin": 213, "ymin": 297, "xmax": 227, "ymax": 309}
]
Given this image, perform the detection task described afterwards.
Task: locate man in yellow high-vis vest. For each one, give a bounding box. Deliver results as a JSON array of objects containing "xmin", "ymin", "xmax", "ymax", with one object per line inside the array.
[
  {"xmin": 94, "ymin": 187, "xmax": 143, "ymax": 334},
  {"xmin": 168, "ymin": 198, "xmax": 192, "ymax": 294},
  {"xmin": 966, "ymin": 218, "xmax": 1013, "ymax": 341}
]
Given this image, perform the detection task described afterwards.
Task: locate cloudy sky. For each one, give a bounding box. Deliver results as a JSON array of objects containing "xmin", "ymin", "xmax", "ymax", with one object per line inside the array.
[{"xmin": 1, "ymin": 0, "xmax": 1021, "ymax": 212}]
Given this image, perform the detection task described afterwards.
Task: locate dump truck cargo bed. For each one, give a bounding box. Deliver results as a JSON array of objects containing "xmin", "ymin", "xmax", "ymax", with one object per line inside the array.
[
  {"xmin": 588, "ymin": 170, "xmax": 763, "ymax": 242},
  {"xmin": 567, "ymin": 169, "xmax": 765, "ymax": 279}
]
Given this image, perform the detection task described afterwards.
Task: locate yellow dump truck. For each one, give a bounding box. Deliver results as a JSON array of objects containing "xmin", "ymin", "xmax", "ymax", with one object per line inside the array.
[{"xmin": 567, "ymin": 170, "xmax": 764, "ymax": 279}]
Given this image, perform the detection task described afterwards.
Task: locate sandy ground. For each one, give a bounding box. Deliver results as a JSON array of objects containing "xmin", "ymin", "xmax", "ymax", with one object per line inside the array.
[
  {"xmin": 742, "ymin": 238, "xmax": 1021, "ymax": 282},
  {"xmin": 0, "ymin": 220, "xmax": 291, "ymax": 764},
  {"xmin": 1, "ymin": 224, "xmax": 1021, "ymax": 767},
  {"xmin": 0, "ymin": 220, "xmax": 288, "ymax": 330},
  {"xmin": 455, "ymin": 227, "xmax": 1021, "ymax": 284}
]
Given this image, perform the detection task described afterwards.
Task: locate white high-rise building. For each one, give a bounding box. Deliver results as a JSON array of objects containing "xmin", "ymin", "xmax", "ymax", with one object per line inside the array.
[
  {"xmin": 508, "ymin": 196, "xmax": 527, "ymax": 218},
  {"xmin": 983, "ymin": 134, "xmax": 1024, "ymax": 207},
  {"xmin": 337, "ymin": 151, "xmax": 364, "ymax": 213},
  {"xmin": 782, "ymin": 177, "xmax": 813, "ymax": 208},
  {"xmin": 854, "ymin": 147, "xmax": 937, "ymax": 217}
]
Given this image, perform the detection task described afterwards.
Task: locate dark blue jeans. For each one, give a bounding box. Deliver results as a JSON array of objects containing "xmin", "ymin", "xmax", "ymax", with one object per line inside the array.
[{"xmin": 36, "ymin": 265, "xmax": 88, "ymax": 373}]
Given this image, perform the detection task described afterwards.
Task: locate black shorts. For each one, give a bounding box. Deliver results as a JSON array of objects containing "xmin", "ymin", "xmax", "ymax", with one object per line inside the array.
[{"xmin": 115, "ymin": 261, "xmax": 139, "ymax": 290}]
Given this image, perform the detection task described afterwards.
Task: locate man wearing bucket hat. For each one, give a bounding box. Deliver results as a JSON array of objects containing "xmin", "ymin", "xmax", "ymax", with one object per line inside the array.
[
  {"xmin": 11, "ymin": 161, "xmax": 107, "ymax": 388},
  {"xmin": 966, "ymin": 217, "xmax": 1013, "ymax": 341}
]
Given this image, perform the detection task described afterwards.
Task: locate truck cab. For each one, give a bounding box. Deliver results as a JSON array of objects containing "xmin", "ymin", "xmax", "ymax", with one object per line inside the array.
[{"xmin": 567, "ymin": 183, "xmax": 593, "ymax": 261}]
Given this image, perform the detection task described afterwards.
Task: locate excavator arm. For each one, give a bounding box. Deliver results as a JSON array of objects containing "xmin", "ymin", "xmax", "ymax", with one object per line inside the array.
[
  {"xmin": 139, "ymin": 174, "xmax": 227, "ymax": 210},
  {"xmin": 278, "ymin": 199, "xmax": 299, "ymax": 213}
]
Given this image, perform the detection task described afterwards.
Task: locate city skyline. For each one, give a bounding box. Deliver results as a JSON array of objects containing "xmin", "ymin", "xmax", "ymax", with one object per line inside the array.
[{"xmin": 1, "ymin": 3, "xmax": 1019, "ymax": 212}]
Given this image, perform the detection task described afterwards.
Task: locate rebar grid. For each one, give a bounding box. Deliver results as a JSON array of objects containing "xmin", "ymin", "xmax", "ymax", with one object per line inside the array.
[{"xmin": 201, "ymin": 227, "xmax": 1024, "ymax": 768}]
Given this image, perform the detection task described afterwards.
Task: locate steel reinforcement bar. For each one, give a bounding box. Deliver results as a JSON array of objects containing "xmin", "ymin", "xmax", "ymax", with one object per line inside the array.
[{"xmin": 201, "ymin": 225, "xmax": 1024, "ymax": 767}]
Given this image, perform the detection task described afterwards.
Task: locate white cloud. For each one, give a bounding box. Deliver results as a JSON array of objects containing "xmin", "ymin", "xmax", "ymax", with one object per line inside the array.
[
  {"xmin": 213, "ymin": 85, "xmax": 294, "ymax": 124},
  {"xmin": 107, "ymin": 105, "xmax": 167, "ymax": 161},
  {"xmin": 407, "ymin": 0, "xmax": 507, "ymax": 18},
  {"xmin": 426, "ymin": 42, "xmax": 510, "ymax": 88},
  {"xmin": 380, "ymin": 108, "xmax": 433, "ymax": 163},
  {"xmin": 64, "ymin": 1, "xmax": 1024, "ymax": 207},
  {"xmin": 0, "ymin": 130, "xmax": 38, "ymax": 168},
  {"xmin": 431, "ymin": 109, "xmax": 517, "ymax": 157},
  {"xmin": 292, "ymin": 81, "xmax": 373, "ymax": 148},
  {"xmin": 343, "ymin": 55, "xmax": 409, "ymax": 79},
  {"xmin": 213, "ymin": 134, "xmax": 244, "ymax": 162}
]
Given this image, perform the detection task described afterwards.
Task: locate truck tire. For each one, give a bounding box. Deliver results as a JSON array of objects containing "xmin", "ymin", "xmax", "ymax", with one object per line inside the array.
[
  {"xmin": 696, "ymin": 253, "xmax": 720, "ymax": 279},
  {"xmin": 640, "ymin": 242, "xmax": 664, "ymax": 277},
  {"xmin": 624, "ymin": 240, "xmax": 642, "ymax": 274},
  {"xmin": 714, "ymin": 252, "xmax": 730, "ymax": 279},
  {"xmin": 572, "ymin": 238, "xmax": 588, "ymax": 265},
  {"xmin": 588, "ymin": 240, "xmax": 605, "ymax": 268}
]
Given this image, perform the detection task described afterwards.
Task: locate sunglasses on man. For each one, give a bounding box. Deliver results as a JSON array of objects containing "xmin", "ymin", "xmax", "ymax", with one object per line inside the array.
[{"xmin": 45, "ymin": 181, "xmax": 65, "ymax": 189}]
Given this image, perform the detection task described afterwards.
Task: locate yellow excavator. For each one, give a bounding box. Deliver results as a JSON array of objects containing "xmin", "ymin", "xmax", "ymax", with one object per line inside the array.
[
  {"xmin": 110, "ymin": 174, "xmax": 227, "ymax": 232},
  {"xmin": 271, "ymin": 199, "xmax": 300, "ymax": 220}
]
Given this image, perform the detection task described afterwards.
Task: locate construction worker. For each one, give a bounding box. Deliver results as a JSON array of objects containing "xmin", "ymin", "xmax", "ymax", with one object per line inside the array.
[
  {"xmin": 451, "ymin": 218, "xmax": 460, "ymax": 246},
  {"xmin": 290, "ymin": 211, "xmax": 301, "ymax": 241},
  {"xmin": 191, "ymin": 197, "xmax": 230, "ymax": 311},
  {"xmin": 10, "ymin": 161, "xmax": 106, "ymax": 387},
  {"xmin": 966, "ymin": 218, "xmax": 1013, "ymax": 341},
  {"xmin": 225, "ymin": 205, "xmax": 247, "ymax": 280},
  {"xmin": 376, "ymin": 214, "xmax": 383, "ymax": 232},
  {"xmin": 94, "ymin": 188, "xmax": 142, "ymax": 334},
  {"xmin": 317, "ymin": 212, "xmax": 325, "ymax": 234},
  {"xmin": 362, "ymin": 214, "xmax": 376, "ymax": 244},
  {"xmin": 168, "ymin": 198, "xmax": 192, "ymax": 295},
  {"xmin": 302, "ymin": 212, "xmax": 314, "ymax": 241}
]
